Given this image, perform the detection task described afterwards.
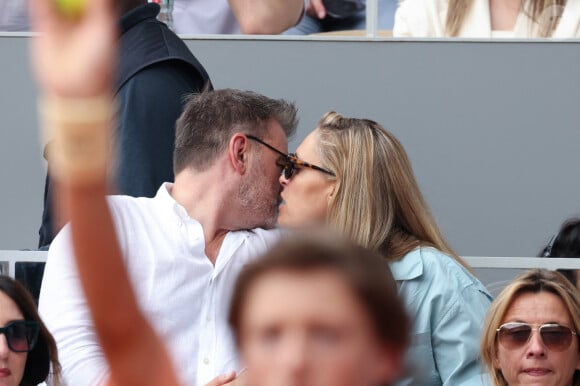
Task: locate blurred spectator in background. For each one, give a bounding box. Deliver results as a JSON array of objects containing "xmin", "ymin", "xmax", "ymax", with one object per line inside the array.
[
  {"xmin": 285, "ymin": 0, "xmax": 398, "ymax": 35},
  {"xmin": 541, "ymin": 217, "xmax": 580, "ymax": 290},
  {"xmin": 171, "ymin": 0, "xmax": 304, "ymax": 34},
  {"xmin": 394, "ymin": 0, "xmax": 580, "ymax": 37},
  {"xmin": 0, "ymin": 0, "xmax": 29, "ymax": 31}
]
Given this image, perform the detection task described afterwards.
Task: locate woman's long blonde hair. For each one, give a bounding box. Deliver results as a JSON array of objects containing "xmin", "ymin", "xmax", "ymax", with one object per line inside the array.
[
  {"xmin": 316, "ymin": 112, "xmax": 466, "ymax": 267},
  {"xmin": 446, "ymin": 0, "xmax": 567, "ymax": 37},
  {"xmin": 480, "ymin": 269, "xmax": 580, "ymax": 386}
]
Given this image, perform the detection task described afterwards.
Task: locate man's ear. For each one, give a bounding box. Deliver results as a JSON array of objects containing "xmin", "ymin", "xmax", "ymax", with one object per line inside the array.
[{"xmin": 229, "ymin": 133, "xmax": 249, "ymax": 175}]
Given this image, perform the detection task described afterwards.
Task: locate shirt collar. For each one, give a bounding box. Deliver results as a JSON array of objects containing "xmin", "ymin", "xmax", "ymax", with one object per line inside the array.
[
  {"xmin": 155, "ymin": 182, "xmax": 251, "ymax": 276},
  {"xmin": 119, "ymin": 3, "xmax": 160, "ymax": 34},
  {"xmin": 155, "ymin": 182, "xmax": 191, "ymax": 221},
  {"xmin": 389, "ymin": 248, "xmax": 424, "ymax": 281}
]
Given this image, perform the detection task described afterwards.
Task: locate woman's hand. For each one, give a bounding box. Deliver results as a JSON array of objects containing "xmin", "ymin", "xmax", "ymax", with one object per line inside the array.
[{"xmin": 29, "ymin": 0, "xmax": 117, "ymax": 98}]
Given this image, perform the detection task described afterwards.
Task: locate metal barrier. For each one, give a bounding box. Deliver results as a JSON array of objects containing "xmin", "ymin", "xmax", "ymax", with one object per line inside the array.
[
  {"xmin": 0, "ymin": 250, "xmax": 47, "ymax": 277},
  {"xmin": 0, "ymin": 251, "xmax": 578, "ymax": 298}
]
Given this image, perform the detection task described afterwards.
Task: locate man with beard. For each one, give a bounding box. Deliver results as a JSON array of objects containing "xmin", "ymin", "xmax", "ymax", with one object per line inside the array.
[{"xmin": 38, "ymin": 89, "xmax": 297, "ymax": 386}]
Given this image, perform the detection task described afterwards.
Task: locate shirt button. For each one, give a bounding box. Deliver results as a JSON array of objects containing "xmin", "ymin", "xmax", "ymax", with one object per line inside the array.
[
  {"xmin": 206, "ymin": 315, "xmax": 211, "ymax": 321},
  {"xmin": 203, "ymin": 357, "xmax": 209, "ymax": 365}
]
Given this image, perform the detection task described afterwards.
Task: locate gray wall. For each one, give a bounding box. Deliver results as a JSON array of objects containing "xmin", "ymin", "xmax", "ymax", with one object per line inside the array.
[{"xmin": 1, "ymin": 35, "xmax": 579, "ymax": 256}]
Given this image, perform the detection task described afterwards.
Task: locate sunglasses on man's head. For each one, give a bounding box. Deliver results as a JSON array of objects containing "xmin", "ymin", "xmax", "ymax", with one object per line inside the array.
[
  {"xmin": 496, "ymin": 322, "xmax": 577, "ymax": 351},
  {"xmin": 245, "ymin": 135, "xmax": 335, "ymax": 180},
  {"xmin": 0, "ymin": 320, "xmax": 40, "ymax": 352}
]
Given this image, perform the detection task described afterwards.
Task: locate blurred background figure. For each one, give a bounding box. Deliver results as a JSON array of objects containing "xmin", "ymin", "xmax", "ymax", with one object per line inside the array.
[
  {"xmin": 394, "ymin": 0, "xmax": 580, "ymax": 37},
  {"xmin": 284, "ymin": 0, "xmax": 398, "ymax": 35},
  {"xmin": 169, "ymin": 0, "xmax": 304, "ymax": 34},
  {"xmin": 0, "ymin": 0, "xmax": 29, "ymax": 31},
  {"xmin": 481, "ymin": 269, "xmax": 580, "ymax": 386},
  {"xmin": 228, "ymin": 234, "xmax": 410, "ymax": 386},
  {"xmin": 541, "ymin": 217, "xmax": 580, "ymax": 290},
  {"xmin": 0, "ymin": 275, "xmax": 61, "ymax": 386}
]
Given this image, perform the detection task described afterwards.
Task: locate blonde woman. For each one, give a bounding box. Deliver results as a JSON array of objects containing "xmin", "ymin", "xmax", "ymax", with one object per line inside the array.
[
  {"xmin": 393, "ymin": 0, "xmax": 580, "ymax": 38},
  {"xmin": 481, "ymin": 269, "xmax": 580, "ymax": 385},
  {"xmin": 278, "ymin": 112, "xmax": 493, "ymax": 385}
]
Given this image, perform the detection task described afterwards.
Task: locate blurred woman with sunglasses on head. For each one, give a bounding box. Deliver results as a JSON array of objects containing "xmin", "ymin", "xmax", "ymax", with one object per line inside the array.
[
  {"xmin": 277, "ymin": 111, "xmax": 492, "ymax": 385},
  {"xmin": 481, "ymin": 269, "xmax": 580, "ymax": 386},
  {"xmin": 0, "ymin": 276, "xmax": 61, "ymax": 386}
]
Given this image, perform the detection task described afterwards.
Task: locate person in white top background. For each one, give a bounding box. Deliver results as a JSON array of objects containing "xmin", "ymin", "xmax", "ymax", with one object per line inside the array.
[{"xmin": 394, "ymin": 0, "xmax": 580, "ymax": 37}]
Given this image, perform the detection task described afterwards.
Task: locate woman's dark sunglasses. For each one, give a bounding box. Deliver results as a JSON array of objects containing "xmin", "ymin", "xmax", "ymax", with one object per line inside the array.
[
  {"xmin": 0, "ymin": 320, "xmax": 40, "ymax": 352},
  {"xmin": 496, "ymin": 322, "xmax": 577, "ymax": 351},
  {"xmin": 246, "ymin": 135, "xmax": 335, "ymax": 180}
]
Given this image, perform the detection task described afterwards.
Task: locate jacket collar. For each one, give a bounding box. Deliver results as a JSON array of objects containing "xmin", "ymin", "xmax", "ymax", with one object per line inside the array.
[{"xmin": 119, "ymin": 3, "xmax": 160, "ymax": 34}]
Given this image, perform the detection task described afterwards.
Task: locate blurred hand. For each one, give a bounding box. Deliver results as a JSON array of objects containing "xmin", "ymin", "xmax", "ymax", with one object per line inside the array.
[
  {"xmin": 29, "ymin": 0, "xmax": 117, "ymax": 97},
  {"xmin": 307, "ymin": 0, "xmax": 326, "ymax": 19},
  {"xmin": 205, "ymin": 371, "xmax": 237, "ymax": 386},
  {"xmin": 205, "ymin": 370, "xmax": 251, "ymax": 386}
]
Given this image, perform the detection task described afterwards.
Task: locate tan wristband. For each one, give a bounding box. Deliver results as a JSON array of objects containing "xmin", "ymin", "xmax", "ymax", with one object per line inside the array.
[{"xmin": 40, "ymin": 95, "xmax": 115, "ymax": 185}]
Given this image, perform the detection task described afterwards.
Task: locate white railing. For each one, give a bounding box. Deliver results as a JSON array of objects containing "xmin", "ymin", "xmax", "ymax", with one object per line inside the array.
[
  {"xmin": 0, "ymin": 252, "xmax": 577, "ymax": 297},
  {"xmin": 464, "ymin": 256, "xmax": 580, "ymax": 269},
  {"xmin": 0, "ymin": 250, "xmax": 48, "ymax": 277},
  {"xmin": 1, "ymin": 252, "xmax": 579, "ymax": 274}
]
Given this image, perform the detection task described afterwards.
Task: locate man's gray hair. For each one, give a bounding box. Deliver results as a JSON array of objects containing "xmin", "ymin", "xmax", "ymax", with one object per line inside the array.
[{"xmin": 174, "ymin": 89, "xmax": 298, "ymax": 173}]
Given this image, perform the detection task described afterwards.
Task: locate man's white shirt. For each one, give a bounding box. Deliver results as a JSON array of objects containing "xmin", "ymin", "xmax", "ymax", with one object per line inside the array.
[{"xmin": 39, "ymin": 183, "xmax": 282, "ymax": 386}]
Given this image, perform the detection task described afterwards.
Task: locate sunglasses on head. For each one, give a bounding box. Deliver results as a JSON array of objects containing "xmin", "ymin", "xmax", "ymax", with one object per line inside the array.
[
  {"xmin": 245, "ymin": 135, "xmax": 335, "ymax": 180},
  {"xmin": 496, "ymin": 322, "xmax": 577, "ymax": 351},
  {"xmin": 0, "ymin": 320, "xmax": 40, "ymax": 353}
]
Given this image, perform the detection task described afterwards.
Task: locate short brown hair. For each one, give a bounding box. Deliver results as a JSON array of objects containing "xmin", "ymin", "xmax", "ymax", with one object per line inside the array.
[
  {"xmin": 173, "ymin": 89, "xmax": 297, "ymax": 173},
  {"xmin": 229, "ymin": 233, "xmax": 410, "ymax": 351},
  {"xmin": 481, "ymin": 269, "xmax": 580, "ymax": 386}
]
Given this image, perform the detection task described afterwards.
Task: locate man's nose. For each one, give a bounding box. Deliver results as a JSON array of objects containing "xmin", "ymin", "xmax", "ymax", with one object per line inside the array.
[{"xmin": 279, "ymin": 172, "xmax": 289, "ymax": 186}]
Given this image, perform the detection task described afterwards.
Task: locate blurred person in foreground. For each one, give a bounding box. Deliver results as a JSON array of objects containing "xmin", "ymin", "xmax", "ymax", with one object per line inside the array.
[{"xmin": 227, "ymin": 234, "xmax": 410, "ymax": 386}]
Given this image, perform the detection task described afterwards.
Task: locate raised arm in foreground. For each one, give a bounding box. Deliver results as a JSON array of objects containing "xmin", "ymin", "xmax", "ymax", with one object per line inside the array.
[{"xmin": 30, "ymin": 1, "xmax": 180, "ymax": 385}]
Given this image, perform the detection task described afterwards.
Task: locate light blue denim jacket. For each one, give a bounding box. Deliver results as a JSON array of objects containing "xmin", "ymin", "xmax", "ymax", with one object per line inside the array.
[{"xmin": 390, "ymin": 247, "xmax": 493, "ymax": 386}]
